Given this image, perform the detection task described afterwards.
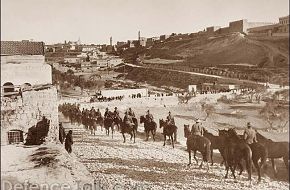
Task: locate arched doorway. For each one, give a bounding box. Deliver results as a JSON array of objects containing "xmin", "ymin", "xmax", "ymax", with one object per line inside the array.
[
  {"xmin": 3, "ymin": 82, "xmax": 15, "ymax": 93},
  {"xmin": 7, "ymin": 130, "xmax": 24, "ymax": 144}
]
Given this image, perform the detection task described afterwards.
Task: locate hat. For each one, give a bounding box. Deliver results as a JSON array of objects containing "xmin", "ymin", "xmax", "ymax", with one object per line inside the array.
[
  {"xmin": 147, "ymin": 110, "xmax": 150, "ymax": 113},
  {"xmin": 106, "ymin": 108, "xmax": 109, "ymax": 110},
  {"xmin": 168, "ymin": 111, "xmax": 171, "ymax": 114},
  {"xmin": 247, "ymin": 122, "xmax": 251, "ymax": 127},
  {"xmin": 114, "ymin": 107, "xmax": 117, "ymax": 109}
]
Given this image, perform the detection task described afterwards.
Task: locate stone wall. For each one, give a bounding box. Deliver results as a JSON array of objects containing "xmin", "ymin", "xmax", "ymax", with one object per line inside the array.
[{"xmin": 1, "ymin": 86, "xmax": 59, "ymax": 145}]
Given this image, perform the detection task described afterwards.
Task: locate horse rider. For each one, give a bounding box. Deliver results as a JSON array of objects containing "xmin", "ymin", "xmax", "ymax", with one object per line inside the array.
[
  {"xmin": 114, "ymin": 107, "xmax": 121, "ymax": 120},
  {"xmin": 243, "ymin": 122, "xmax": 257, "ymax": 144},
  {"xmin": 166, "ymin": 111, "xmax": 175, "ymax": 126},
  {"xmin": 145, "ymin": 110, "xmax": 154, "ymax": 123},
  {"xmin": 104, "ymin": 108, "xmax": 110, "ymax": 119},
  {"xmin": 128, "ymin": 107, "xmax": 136, "ymax": 118},
  {"xmin": 90, "ymin": 107, "xmax": 96, "ymax": 118},
  {"xmin": 191, "ymin": 119, "xmax": 204, "ymax": 136},
  {"xmin": 96, "ymin": 108, "xmax": 101, "ymax": 118},
  {"xmin": 167, "ymin": 111, "xmax": 177, "ymax": 142},
  {"xmin": 123, "ymin": 111, "xmax": 134, "ymax": 128}
]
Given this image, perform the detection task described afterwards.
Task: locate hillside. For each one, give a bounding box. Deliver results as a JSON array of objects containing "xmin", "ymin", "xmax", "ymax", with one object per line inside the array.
[{"xmin": 126, "ymin": 33, "xmax": 289, "ymax": 68}]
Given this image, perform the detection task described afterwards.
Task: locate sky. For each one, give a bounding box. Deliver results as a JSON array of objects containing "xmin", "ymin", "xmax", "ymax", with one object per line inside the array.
[{"xmin": 1, "ymin": 0, "xmax": 289, "ymax": 45}]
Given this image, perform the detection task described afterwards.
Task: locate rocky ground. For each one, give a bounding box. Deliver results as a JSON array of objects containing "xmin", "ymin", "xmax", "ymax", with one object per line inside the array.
[{"xmin": 72, "ymin": 129, "xmax": 289, "ymax": 190}]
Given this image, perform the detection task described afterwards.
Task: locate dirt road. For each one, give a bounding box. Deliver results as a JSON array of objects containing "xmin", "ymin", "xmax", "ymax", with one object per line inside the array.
[{"xmin": 72, "ymin": 129, "xmax": 289, "ymax": 190}]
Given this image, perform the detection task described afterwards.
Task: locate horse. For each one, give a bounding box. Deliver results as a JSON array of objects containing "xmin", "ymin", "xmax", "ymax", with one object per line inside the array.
[
  {"xmin": 104, "ymin": 112, "xmax": 115, "ymax": 139},
  {"xmin": 219, "ymin": 128, "xmax": 252, "ymax": 182},
  {"xmin": 120, "ymin": 119, "xmax": 137, "ymax": 143},
  {"xmin": 227, "ymin": 129, "xmax": 267, "ymax": 182},
  {"xmin": 113, "ymin": 115, "xmax": 122, "ymax": 131},
  {"xmin": 159, "ymin": 119, "xmax": 176, "ymax": 148},
  {"xmin": 140, "ymin": 115, "xmax": 157, "ymax": 141},
  {"xmin": 203, "ymin": 129, "xmax": 226, "ymax": 166},
  {"xmin": 256, "ymin": 131, "xmax": 289, "ymax": 177},
  {"xmin": 184, "ymin": 125, "xmax": 211, "ymax": 171},
  {"xmin": 90, "ymin": 116, "xmax": 104, "ymax": 135}
]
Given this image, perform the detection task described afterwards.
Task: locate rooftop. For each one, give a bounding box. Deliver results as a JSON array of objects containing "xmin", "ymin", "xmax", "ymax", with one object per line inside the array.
[{"xmin": 1, "ymin": 41, "xmax": 45, "ymax": 56}]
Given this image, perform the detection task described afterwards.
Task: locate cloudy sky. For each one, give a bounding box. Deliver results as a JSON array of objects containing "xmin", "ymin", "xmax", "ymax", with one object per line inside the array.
[{"xmin": 1, "ymin": 0, "xmax": 289, "ymax": 45}]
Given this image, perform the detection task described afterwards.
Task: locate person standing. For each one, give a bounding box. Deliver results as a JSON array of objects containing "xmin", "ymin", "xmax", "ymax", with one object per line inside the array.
[
  {"xmin": 243, "ymin": 122, "xmax": 257, "ymax": 144},
  {"xmin": 65, "ymin": 130, "xmax": 73, "ymax": 154},
  {"xmin": 59, "ymin": 123, "xmax": 66, "ymax": 144}
]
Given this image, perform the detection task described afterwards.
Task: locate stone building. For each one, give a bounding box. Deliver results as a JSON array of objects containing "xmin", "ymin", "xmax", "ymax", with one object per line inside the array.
[{"xmin": 1, "ymin": 40, "xmax": 59, "ymax": 145}]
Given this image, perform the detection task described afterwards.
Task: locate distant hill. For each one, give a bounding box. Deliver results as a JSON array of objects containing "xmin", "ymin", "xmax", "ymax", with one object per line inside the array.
[{"xmin": 135, "ymin": 33, "xmax": 289, "ymax": 68}]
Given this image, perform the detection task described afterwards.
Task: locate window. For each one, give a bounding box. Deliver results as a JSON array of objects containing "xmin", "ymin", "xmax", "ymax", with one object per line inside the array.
[
  {"xmin": 3, "ymin": 82, "xmax": 14, "ymax": 93},
  {"xmin": 7, "ymin": 130, "xmax": 24, "ymax": 144}
]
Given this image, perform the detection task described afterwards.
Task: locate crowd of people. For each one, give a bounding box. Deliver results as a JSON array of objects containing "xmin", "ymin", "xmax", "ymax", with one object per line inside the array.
[{"xmin": 90, "ymin": 95, "xmax": 124, "ymax": 103}]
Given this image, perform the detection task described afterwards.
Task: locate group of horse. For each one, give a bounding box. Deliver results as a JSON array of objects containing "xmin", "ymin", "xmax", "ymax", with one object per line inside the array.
[
  {"xmin": 59, "ymin": 103, "xmax": 288, "ymax": 183},
  {"xmin": 183, "ymin": 125, "xmax": 289, "ymax": 183}
]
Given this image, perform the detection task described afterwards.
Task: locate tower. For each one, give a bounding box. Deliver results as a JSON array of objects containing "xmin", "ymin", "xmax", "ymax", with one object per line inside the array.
[
  {"xmin": 110, "ymin": 37, "xmax": 112, "ymax": 46},
  {"xmin": 138, "ymin": 31, "xmax": 141, "ymax": 41}
]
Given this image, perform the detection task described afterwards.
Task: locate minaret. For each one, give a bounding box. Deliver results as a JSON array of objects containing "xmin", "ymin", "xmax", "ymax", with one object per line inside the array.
[
  {"xmin": 138, "ymin": 31, "xmax": 141, "ymax": 41},
  {"xmin": 110, "ymin": 37, "xmax": 112, "ymax": 46},
  {"xmin": 77, "ymin": 37, "xmax": 81, "ymax": 45}
]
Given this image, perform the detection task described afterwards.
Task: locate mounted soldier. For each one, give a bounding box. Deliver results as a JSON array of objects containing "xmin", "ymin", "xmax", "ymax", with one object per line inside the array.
[
  {"xmin": 96, "ymin": 108, "xmax": 101, "ymax": 118},
  {"xmin": 243, "ymin": 122, "xmax": 257, "ymax": 144},
  {"xmin": 90, "ymin": 107, "xmax": 96, "ymax": 118},
  {"xmin": 166, "ymin": 111, "xmax": 177, "ymax": 142},
  {"xmin": 191, "ymin": 119, "xmax": 204, "ymax": 136},
  {"xmin": 145, "ymin": 110, "xmax": 154, "ymax": 123},
  {"xmin": 104, "ymin": 107, "xmax": 111, "ymax": 119},
  {"xmin": 123, "ymin": 112, "xmax": 134, "ymax": 129},
  {"xmin": 128, "ymin": 107, "xmax": 136, "ymax": 118},
  {"xmin": 166, "ymin": 111, "xmax": 175, "ymax": 126},
  {"xmin": 114, "ymin": 107, "xmax": 121, "ymax": 120}
]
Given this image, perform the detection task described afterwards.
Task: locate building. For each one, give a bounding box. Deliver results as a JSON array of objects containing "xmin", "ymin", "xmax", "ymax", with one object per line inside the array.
[
  {"xmin": 247, "ymin": 15, "xmax": 289, "ymax": 36},
  {"xmin": 188, "ymin": 85, "xmax": 197, "ymax": 93},
  {"xmin": 99, "ymin": 88, "xmax": 148, "ymax": 98},
  {"xmin": 1, "ymin": 40, "xmax": 59, "ymax": 145},
  {"xmin": 160, "ymin": 35, "xmax": 170, "ymax": 41},
  {"xmin": 278, "ymin": 15, "xmax": 289, "ymax": 33},
  {"xmin": 64, "ymin": 57, "xmax": 82, "ymax": 64},
  {"xmin": 200, "ymin": 82, "xmax": 239, "ymax": 92},
  {"xmin": 139, "ymin": 37, "xmax": 147, "ymax": 47},
  {"xmin": 206, "ymin": 26, "xmax": 221, "ymax": 33}
]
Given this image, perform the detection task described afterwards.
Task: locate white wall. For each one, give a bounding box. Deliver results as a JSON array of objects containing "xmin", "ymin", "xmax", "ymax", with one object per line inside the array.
[
  {"xmin": 1, "ymin": 55, "xmax": 52, "ymax": 86},
  {"xmin": 100, "ymin": 88, "xmax": 148, "ymax": 98}
]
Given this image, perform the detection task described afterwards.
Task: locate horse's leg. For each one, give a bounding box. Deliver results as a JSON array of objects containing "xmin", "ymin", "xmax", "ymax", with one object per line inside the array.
[
  {"xmin": 163, "ymin": 135, "xmax": 166, "ymax": 146},
  {"xmin": 211, "ymin": 149, "xmax": 214, "ymax": 166},
  {"xmin": 146, "ymin": 131, "xmax": 149, "ymax": 141},
  {"xmin": 193, "ymin": 150, "xmax": 198, "ymax": 165},
  {"xmin": 111, "ymin": 126, "xmax": 114, "ymax": 139},
  {"xmin": 283, "ymin": 155, "xmax": 289, "ymax": 170},
  {"xmin": 246, "ymin": 157, "xmax": 252, "ymax": 181},
  {"xmin": 238, "ymin": 161, "xmax": 244, "ymax": 175},
  {"xmin": 188, "ymin": 149, "xmax": 192, "ymax": 166},
  {"xmin": 171, "ymin": 135, "xmax": 174, "ymax": 148},
  {"xmin": 130, "ymin": 131, "xmax": 133, "ymax": 141},
  {"xmin": 133, "ymin": 130, "xmax": 136, "ymax": 143},
  {"xmin": 271, "ymin": 158, "xmax": 278, "ymax": 178},
  {"xmin": 152, "ymin": 131, "xmax": 155, "ymax": 142},
  {"xmin": 253, "ymin": 158, "xmax": 261, "ymax": 182},
  {"xmin": 122, "ymin": 133, "xmax": 126, "ymax": 143}
]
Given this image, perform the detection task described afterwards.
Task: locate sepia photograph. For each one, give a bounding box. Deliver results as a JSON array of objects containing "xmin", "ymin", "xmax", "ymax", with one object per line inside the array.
[{"xmin": 1, "ymin": 0, "xmax": 289, "ymax": 189}]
